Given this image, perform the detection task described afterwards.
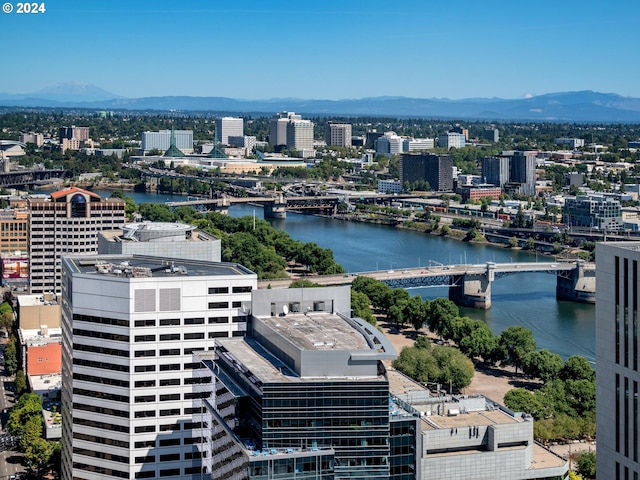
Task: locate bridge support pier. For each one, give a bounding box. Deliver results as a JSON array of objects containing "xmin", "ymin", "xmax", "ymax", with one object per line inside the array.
[
  {"xmin": 448, "ymin": 263, "xmax": 495, "ymax": 309},
  {"xmin": 264, "ymin": 196, "xmax": 286, "ymax": 219},
  {"xmin": 556, "ymin": 261, "xmax": 596, "ymax": 303}
]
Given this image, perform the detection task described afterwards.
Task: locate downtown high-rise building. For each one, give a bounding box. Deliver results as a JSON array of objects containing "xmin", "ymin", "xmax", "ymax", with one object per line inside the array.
[
  {"xmin": 509, "ymin": 151, "xmax": 536, "ymax": 196},
  {"xmin": 60, "ymin": 254, "xmax": 257, "ymax": 480},
  {"xmin": 326, "ymin": 122, "xmax": 352, "ymax": 147},
  {"xmin": 481, "ymin": 155, "xmax": 510, "ymax": 188},
  {"xmin": 269, "ymin": 112, "xmax": 301, "ymax": 147},
  {"xmin": 596, "ymin": 242, "xmax": 640, "ymax": 480},
  {"xmin": 27, "ymin": 187, "xmax": 126, "ymax": 294},
  {"xmin": 141, "ymin": 130, "xmax": 194, "ymax": 153},
  {"xmin": 286, "ymin": 119, "xmax": 314, "ymax": 151},
  {"xmin": 399, "ymin": 153, "xmax": 453, "ymax": 191},
  {"xmin": 215, "ymin": 117, "xmax": 244, "ymax": 145}
]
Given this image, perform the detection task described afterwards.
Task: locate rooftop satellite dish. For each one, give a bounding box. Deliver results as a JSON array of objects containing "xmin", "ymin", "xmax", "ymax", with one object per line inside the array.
[{"xmin": 282, "ymin": 305, "xmax": 289, "ymax": 316}]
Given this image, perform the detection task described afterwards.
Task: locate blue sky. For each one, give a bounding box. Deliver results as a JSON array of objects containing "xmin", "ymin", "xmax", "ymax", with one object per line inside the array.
[{"xmin": 1, "ymin": 0, "xmax": 639, "ymax": 100}]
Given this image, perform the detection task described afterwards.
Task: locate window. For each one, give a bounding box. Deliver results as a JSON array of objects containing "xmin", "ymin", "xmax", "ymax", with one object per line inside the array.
[
  {"xmin": 160, "ymin": 378, "xmax": 180, "ymax": 387},
  {"xmin": 135, "ymin": 335, "xmax": 156, "ymax": 342},
  {"xmin": 160, "ymin": 408, "xmax": 181, "ymax": 416},
  {"xmin": 209, "ymin": 331, "xmax": 228, "ymax": 338},
  {"xmin": 160, "ymin": 349, "xmax": 180, "ymax": 356},
  {"xmin": 135, "ymin": 425, "xmax": 156, "ymax": 433},
  {"xmin": 135, "ymin": 319, "xmax": 156, "ymax": 327},
  {"xmin": 208, "ymin": 287, "xmax": 228, "ymax": 294},
  {"xmin": 159, "ymin": 438, "xmax": 181, "ymax": 447},
  {"xmin": 208, "ymin": 316, "xmax": 228, "ymax": 324},
  {"xmin": 135, "ymin": 364, "xmax": 156, "ymax": 373},
  {"xmin": 135, "ymin": 395, "xmax": 156, "ymax": 403},
  {"xmin": 160, "ymin": 393, "xmax": 181, "ymax": 402},
  {"xmin": 184, "ymin": 332, "xmax": 204, "ymax": 340},
  {"xmin": 184, "ymin": 362, "xmax": 202, "ymax": 370},
  {"xmin": 160, "ymin": 333, "xmax": 180, "ymax": 341},
  {"xmin": 232, "ymin": 301, "xmax": 242, "ymax": 308},
  {"xmin": 134, "ymin": 410, "xmax": 156, "ymax": 418},
  {"xmin": 135, "ymin": 350, "xmax": 156, "ymax": 358},
  {"xmin": 160, "ymin": 363, "xmax": 180, "ymax": 371},
  {"xmin": 160, "ymin": 424, "xmax": 181, "ymax": 432},
  {"xmin": 135, "ymin": 380, "xmax": 156, "ymax": 388},
  {"xmin": 160, "ymin": 318, "xmax": 180, "ymax": 326},
  {"xmin": 135, "ymin": 440, "xmax": 155, "ymax": 448},
  {"xmin": 184, "ymin": 317, "xmax": 204, "ymax": 325},
  {"xmin": 135, "ymin": 455, "xmax": 155, "ymax": 464},
  {"xmin": 232, "ymin": 286, "xmax": 252, "ymax": 293},
  {"xmin": 160, "ymin": 469, "xmax": 180, "ymax": 477},
  {"xmin": 160, "ymin": 453, "xmax": 180, "ymax": 462},
  {"xmin": 208, "ymin": 302, "xmax": 228, "ymax": 309}
]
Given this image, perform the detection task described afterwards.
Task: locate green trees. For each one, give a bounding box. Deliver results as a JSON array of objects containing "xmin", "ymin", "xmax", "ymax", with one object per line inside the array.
[
  {"xmin": 498, "ymin": 326, "xmax": 536, "ymax": 374},
  {"xmin": 6, "ymin": 393, "xmax": 58, "ymax": 477},
  {"xmin": 523, "ymin": 349, "xmax": 563, "ymax": 383},
  {"xmin": 351, "ymin": 290, "xmax": 376, "ymax": 326},
  {"xmin": 4, "ymin": 339, "xmax": 17, "ymax": 375},
  {"xmin": 575, "ymin": 450, "xmax": 596, "ymax": 479},
  {"xmin": 393, "ymin": 340, "xmax": 474, "ymax": 391}
]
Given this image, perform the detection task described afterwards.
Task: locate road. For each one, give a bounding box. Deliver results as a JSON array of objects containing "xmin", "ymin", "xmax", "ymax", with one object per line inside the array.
[
  {"xmin": 258, "ymin": 262, "xmax": 585, "ymax": 289},
  {"xmin": 0, "ymin": 340, "xmax": 23, "ymax": 480}
]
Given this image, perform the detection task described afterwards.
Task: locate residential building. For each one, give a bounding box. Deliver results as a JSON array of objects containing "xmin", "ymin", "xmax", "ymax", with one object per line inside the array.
[
  {"xmin": 27, "ymin": 187, "xmax": 126, "ymax": 294},
  {"xmin": 60, "ymin": 254, "xmax": 257, "ymax": 480},
  {"xmin": 509, "ymin": 151, "xmax": 537, "ymax": 196},
  {"xmin": 563, "ymin": 194, "xmax": 623, "ymax": 230},
  {"xmin": 286, "ymin": 119, "xmax": 314, "ymax": 151},
  {"xmin": 438, "ymin": 132, "xmax": 466, "ymax": 149},
  {"xmin": 141, "ymin": 130, "xmax": 194, "ymax": 153},
  {"xmin": 269, "ymin": 112, "xmax": 301, "ymax": 147},
  {"xmin": 19, "ymin": 132, "xmax": 44, "ymax": 146},
  {"xmin": 98, "ymin": 222, "xmax": 221, "ymax": 262},
  {"xmin": 481, "ymin": 155, "xmax": 510, "ymax": 188},
  {"xmin": 215, "ymin": 117, "xmax": 244, "ymax": 145},
  {"xmin": 555, "ymin": 137, "xmax": 585, "ymax": 149},
  {"xmin": 59, "ymin": 126, "xmax": 89, "ymax": 142},
  {"xmin": 326, "ymin": 122, "xmax": 352, "ymax": 147},
  {"xmin": 595, "ymin": 242, "xmax": 640, "ymax": 480},
  {"xmin": 400, "ymin": 153, "xmax": 453, "ymax": 192},
  {"xmin": 379, "ymin": 179, "xmax": 403, "ymax": 194},
  {"xmin": 199, "ymin": 286, "xmax": 397, "ymax": 480}
]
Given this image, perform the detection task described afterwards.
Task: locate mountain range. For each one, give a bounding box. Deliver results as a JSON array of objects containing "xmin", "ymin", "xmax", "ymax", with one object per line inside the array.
[{"xmin": 1, "ymin": 82, "xmax": 640, "ymax": 122}]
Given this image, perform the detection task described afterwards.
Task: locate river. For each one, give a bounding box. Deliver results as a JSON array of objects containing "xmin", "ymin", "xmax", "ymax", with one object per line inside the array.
[{"xmin": 73, "ymin": 190, "xmax": 596, "ymax": 362}]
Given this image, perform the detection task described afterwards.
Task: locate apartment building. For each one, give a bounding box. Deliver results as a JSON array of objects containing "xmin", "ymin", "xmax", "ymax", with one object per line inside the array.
[
  {"xmin": 326, "ymin": 122, "xmax": 352, "ymax": 147},
  {"xmin": 59, "ymin": 254, "xmax": 257, "ymax": 480}
]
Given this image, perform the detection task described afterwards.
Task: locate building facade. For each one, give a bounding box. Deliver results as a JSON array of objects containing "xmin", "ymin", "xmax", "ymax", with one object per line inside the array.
[
  {"xmin": 60, "ymin": 254, "xmax": 257, "ymax": 480},
  {"xmin": 269, "ymin": 112, "xmax": 301, "ymax": 147},
  {"xmin": 141, "ymin": 130, "xmax": 194, "ymax": 153},
  {"xmin": 481, "ymin": 156, "xmax": 510, "ymax": 188},
  {"xmin": 509, "ymin": 151, "xmax": 537, "ymax": 196},
  {"xmin": 326, "ymin": 122, "xmax": 352, "ymax": 147},
  {"xmin": 286, "ymin": 119, "xmax": 314, "ymax": 151},
  {"xmin": 378, "ymin": 179, "xmax": 403, "ymax": 194},
  {"xmin": 27, "ymin": 187, "xmax": 126, "ymax": 294},
  {"xmin": 400, "ymin": 153, "xmax": 453, "ymax": 192},
  {"xmin": 59, "ymin": 126, "xmax": 90, "ymax": 142},
  {"xmin": 555, "ymin": 137, "xmax": 585, "ymax": 149},
  {"xmin": 403, "ymin": 138, "xmax": 434, "ymax": 152},
  {"xmin": 375, "ymin": 132, "xmax": 403, "ymax": 155},
  {"xmin": 596, "ymin": 242, "xmax": 640, "ymax": 480},
  {"xmin": 437, "ymin": 132, "xmax": 466, "ymax": 149},
  {"xmin": 200, "ymin": 286, "xmax": 397, "ymax": 480},
  {"xmin": 20, "ymin": 132, "xmax": 44, "ymax": 146},
  {"xmin": 215, "ymin": 117, "xmax": 244, "ymax": 145},
  {"xmin": 563, "ymin": 194, "xmax": 623, "ymax": 230}
]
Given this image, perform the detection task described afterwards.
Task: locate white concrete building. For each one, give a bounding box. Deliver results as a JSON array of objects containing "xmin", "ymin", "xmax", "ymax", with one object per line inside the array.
[
  {"xmin": 375, "ymin": 132, "xmax": 404, "ymax": 155},
  {"xmin": 215, "ymin": 117, "xmax": 244, "ymax": 145},
  {"xmin": 403, "ymin": 138, "xmax": 435, "ymax": 152},
  {"xmin": 269, "ymin": 112, "xmax": 301, "ymax": 147},
  {"xmin": 60, "ymin": 254, "xmax": 257, "ymax": 480},
  {"xmin": 142, "ymin": 130, "xmax": 194, "ymax": 153},
  {"xmin": 286, "ymin": 119, "xmax": 314, "ymax": 151},
  {"xmin": 378, "ymin": 179, "xmax": 403, "ymax": 194},
  {"xmin": 438, "ymin": 132, "xmax": 466, "ymax": 149}
]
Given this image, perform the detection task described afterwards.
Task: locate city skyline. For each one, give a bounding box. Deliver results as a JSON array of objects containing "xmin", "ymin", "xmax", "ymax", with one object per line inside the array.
[{"xmin": 1, "ymin": 0, "xmax": 639, "ymax": 100}]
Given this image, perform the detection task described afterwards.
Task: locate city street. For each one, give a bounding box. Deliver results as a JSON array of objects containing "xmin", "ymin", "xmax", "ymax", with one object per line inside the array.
[{"xmin": 0, "ymin": 340, "xmax": 23, "ymax": 480}]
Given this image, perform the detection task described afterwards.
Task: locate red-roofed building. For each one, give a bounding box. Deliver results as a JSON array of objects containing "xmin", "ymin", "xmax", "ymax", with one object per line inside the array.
[{"xmin": 28, "ymin": 187, "xmax": 125, "ymax": 294}]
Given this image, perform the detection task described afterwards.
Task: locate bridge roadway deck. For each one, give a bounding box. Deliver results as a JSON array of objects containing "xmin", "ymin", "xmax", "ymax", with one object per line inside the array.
[{"xmin": 258, "ymin": 261, "xmax": 592, "ymax": 289}]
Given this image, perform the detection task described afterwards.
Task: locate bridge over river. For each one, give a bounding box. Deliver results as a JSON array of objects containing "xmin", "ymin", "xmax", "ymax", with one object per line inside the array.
[{"xmin": 258, "ymin": 261, "xmax": 596, "ymax": 309}]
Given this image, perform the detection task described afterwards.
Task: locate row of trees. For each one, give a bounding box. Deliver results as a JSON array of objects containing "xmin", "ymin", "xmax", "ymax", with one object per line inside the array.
[
  {"xmin": 350, "ymin": 276, "xmax": 596, "ymax": 441},
  {"xmin": 5, "ymin": 393, "xmax": 60, "ymax": 477}
]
